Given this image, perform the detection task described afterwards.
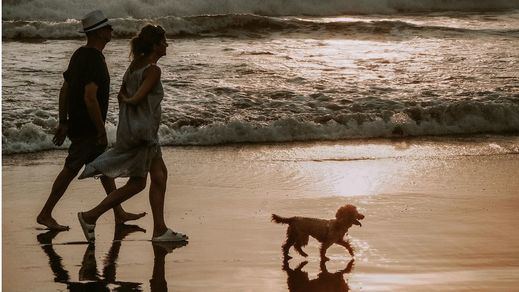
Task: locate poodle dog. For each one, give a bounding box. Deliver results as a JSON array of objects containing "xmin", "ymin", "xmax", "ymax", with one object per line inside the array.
[{"xmin": 272, "ymin": 204, "xmax": 364, "ymax": 261}]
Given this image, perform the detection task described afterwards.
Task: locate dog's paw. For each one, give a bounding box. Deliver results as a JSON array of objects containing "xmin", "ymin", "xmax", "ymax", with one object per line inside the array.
[{"xmin": 321, "ymin": 256, "xmax": 330, "ymax": 262}]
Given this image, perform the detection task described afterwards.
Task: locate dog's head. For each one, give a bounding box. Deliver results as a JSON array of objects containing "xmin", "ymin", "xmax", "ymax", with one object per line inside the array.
[{"xmin": 335, "ymin": 204, "xmax": 364, "ymax": 227}]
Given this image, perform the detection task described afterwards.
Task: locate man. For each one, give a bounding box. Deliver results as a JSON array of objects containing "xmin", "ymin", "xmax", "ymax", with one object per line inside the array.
[{"xmin": 37, "ymin": 10, "xmax": 145, "ymax": 230}]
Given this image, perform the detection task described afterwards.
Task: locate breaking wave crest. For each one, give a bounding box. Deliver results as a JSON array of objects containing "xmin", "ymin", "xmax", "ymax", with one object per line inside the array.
[
  {"xmin": 3, "ymin": 0, "xmax": 519, "ymax": 21},
  {"xmin": 3, "ymin": 99, "xmax": 519, "ymax": 154},
  {"xmin": 4, "ymin": 15, "xmax": 519, "ymax": 40}
]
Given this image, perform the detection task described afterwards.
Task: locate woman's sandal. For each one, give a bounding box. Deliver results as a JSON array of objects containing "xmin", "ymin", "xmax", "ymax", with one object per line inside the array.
[{"xmin": 152, "ymin": 228, "xmax": 188, "ymax": 242}]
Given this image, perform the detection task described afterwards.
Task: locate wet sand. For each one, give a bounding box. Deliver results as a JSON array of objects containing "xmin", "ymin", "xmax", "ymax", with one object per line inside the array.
[{"xmin": 3, "ymin": 139, "xmax": 519, "ymax": 291}]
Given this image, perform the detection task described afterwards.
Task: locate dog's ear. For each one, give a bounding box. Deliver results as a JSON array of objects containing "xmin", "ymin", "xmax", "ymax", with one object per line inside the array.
[{"xmin": 336, "ymin": 204, "xmax": 357, "ymax": 220}]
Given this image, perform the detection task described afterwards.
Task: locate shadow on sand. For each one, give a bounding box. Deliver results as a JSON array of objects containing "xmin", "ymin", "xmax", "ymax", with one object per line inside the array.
[{"xmin": 37, "ymin": 224, "xmax": 188, "ymax": 291}]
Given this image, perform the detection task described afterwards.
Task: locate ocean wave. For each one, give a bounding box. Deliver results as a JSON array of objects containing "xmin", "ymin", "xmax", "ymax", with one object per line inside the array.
[
  {"xmin": 4, "ymin": 15, "xmax": 519, "ymax": 40},
  {"xmin": 162, "ymin": 100, "xmax": 519, "ymax": 145},
  {"xmin": 3, "ymin": 0, "xmax": 519, "ymax": 21},
  {"xmin": 3, "ymin": 99, "xmax": 519, "ymax": 154}
]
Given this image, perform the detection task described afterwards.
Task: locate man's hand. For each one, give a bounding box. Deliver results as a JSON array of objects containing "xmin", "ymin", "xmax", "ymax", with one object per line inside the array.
[
  {"xmin": 52, "ymin": 123, "xmax": 68, "ymax": 146},
  {"xmin": 96, "ymin": 131, "xmax": 108, "ymax": 147}
]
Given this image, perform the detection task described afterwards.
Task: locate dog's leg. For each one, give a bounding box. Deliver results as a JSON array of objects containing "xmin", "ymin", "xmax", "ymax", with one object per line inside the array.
[
  {"xmin": 294, "ymin": 243, "xmax": 308, "ymax": 257},
  {"xmin": 282, "ymin": 242, "xmax": 293, "ymax": 260},
  {"xmin": 320, "ymin": 242, "xmax": 332, "ymax": 262},
  {"xmin": 340, "ymin": 259, "xmax": 355, "ymax": 274},
  {"xmin": 294, "ymin": 234, "xmax": 309, "ymax": 257},
  {"xmin": 282, "ymin": 227, "xmax": 296, "ymax": 260},
  {"xmin": 319, "ymin": 259, "xmax": 329, "ymax": 273},
  {"xmin": 338, "ymin": 239, "xmax": 354, "ymax": 257},
  {"xmin": 295, "ymin": 261, "xmax": 308, "ymax": 271}
]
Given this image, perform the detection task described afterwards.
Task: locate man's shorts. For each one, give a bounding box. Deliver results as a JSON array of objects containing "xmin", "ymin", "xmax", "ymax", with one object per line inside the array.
[{"xmin": 64, "ymin": 135, "xmax": 107, "ymax": 172}]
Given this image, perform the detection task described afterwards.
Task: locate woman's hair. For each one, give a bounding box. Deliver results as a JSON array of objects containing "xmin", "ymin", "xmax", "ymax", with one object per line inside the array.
[{"xmin": 130, "ymin": 25, "xmax": 166, "ymax": 59}]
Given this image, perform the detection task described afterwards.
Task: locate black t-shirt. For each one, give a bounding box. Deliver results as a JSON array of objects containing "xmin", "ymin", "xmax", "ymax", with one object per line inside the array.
[{"xmin": 63, "ymin": 47, "xmax": 110, "ymax": 138}]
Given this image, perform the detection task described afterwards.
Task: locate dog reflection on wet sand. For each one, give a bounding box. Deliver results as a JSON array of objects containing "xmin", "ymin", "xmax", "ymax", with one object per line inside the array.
[
  {"xmin": 272, "ymin": 204, "xmax": 364, "ymax": 261},
  {"xmin": 284, "ymin": 260, "xmax": 354, "ymax": 292}
]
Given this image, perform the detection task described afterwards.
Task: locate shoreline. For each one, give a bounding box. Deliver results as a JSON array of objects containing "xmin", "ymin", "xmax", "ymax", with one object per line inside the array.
[{"xmin": 3, "ymin": 133, "xmax": 519, "ymax": 158}]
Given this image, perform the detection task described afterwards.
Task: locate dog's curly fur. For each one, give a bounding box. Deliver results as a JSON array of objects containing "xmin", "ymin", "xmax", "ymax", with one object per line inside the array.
[{"xmin": 272, "ymin": 204, "xmax": 364, "ymax": 261}]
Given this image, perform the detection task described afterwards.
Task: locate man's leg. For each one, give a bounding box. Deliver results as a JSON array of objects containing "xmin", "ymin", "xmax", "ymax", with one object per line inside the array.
[
  {"xmin": 99, "ymin": 176, "xmax": 146, "ymax": 224},
  {"xmin": 37, "ymin": 166, "xmax": 79, "ymax": 230}
]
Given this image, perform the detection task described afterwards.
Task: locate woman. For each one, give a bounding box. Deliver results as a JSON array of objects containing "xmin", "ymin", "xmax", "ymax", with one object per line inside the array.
[{"xmin": 77, "ymin": 25, "xmax": 187, "ymax": 242}]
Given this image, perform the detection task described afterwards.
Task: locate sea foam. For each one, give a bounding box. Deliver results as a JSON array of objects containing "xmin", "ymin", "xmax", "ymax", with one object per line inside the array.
[
  {"xmin": 3, "ymin": 0, "xmax": 519, "ymax": 21},
  {"xmin": 4, "ymin": 16, "xmax": 518, "ymax": 40},
  {"xmin": 3, "ymin": 99, "xmax": 519, "ymax": 154}
]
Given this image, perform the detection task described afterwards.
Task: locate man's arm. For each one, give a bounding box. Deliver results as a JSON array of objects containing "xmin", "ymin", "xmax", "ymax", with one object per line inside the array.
[
  {"xmin": 84, "ymin": 82, "xmax": 107, "ymax": 146},
  {"xmin": 52, "ymin": 81, "xmax": 69, "ymax": 146}
]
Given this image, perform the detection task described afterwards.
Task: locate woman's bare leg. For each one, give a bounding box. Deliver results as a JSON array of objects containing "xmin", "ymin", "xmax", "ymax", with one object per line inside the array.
[
  {"xmin": 81, "ymin": 177, "xmax": 147, "ymax": 225},
  {"xmin": 149, "ymin": 157, "xmax": 168, "ymax": 237},
  {"xmin": 99, "ymin": 176, "xmax": 147, "ymax": 224}
]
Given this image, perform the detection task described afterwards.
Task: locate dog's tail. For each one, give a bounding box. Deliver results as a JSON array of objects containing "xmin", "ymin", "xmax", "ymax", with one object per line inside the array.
[{"xmin": 271, "ymin": 214, "xmax": 292, "ymax": 224}]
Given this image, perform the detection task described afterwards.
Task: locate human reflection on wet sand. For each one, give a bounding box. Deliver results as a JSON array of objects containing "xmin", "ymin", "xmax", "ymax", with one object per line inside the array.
[
  {"xmin": 37, "ymin": 224, "xmax": 187, "ymax": 291},
  {"xmin": 150, "ymin": 241, "xmax": 188, "ymax": 292},
  {"xmin": 283, "ymin": 259, "xmax": 354, "ymax": 292}
]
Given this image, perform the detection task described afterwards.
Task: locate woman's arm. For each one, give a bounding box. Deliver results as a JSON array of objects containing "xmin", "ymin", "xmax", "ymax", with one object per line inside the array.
[
  {"xmin": 117, "ymin": 81, "xmax": 128, "ymax": 104},
  {"xmin": 120, "ymin": 65, "xmax": 161, "ymax": 105}
]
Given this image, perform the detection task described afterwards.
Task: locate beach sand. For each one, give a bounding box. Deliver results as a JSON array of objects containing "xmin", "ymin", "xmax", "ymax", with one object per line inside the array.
[{"xmin": 3, "ymin": 139, "xmax": 519, "ymax": 291}]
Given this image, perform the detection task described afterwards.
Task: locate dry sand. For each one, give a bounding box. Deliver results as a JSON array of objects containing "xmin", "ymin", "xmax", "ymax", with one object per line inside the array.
[{"xmin": 3, "ymin": 139, "xmax": 519, "ymax": 291}]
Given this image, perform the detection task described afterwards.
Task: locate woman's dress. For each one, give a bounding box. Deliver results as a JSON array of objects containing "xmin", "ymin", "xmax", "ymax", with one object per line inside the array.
[{"xmin": 79, "ymin": 64, "xmax": 163, "ymax": 178}]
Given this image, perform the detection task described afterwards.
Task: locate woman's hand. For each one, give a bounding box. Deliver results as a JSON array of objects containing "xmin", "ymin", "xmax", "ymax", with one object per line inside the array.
[
  {"xmin": 118, "ymin": 91, "xmax": 130, "ymax": 104},
  {"xmin": 118, "ymin": 65, "xmax": 160, "ymax": 106},
  {"xmin": 118, "ymin": 91, "xmax": 140, "ymax": 105}
]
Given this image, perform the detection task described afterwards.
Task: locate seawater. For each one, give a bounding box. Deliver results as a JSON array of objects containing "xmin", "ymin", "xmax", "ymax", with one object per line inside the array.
[{"xmin": 2, "ymin": 3, "xmax": 519, "ymax": 154}]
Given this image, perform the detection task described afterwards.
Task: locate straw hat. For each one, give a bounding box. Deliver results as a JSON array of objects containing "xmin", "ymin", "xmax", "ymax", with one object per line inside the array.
[{"xmin": 79, "ymin": 10, "xmax": 111, "ymax": 33}]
